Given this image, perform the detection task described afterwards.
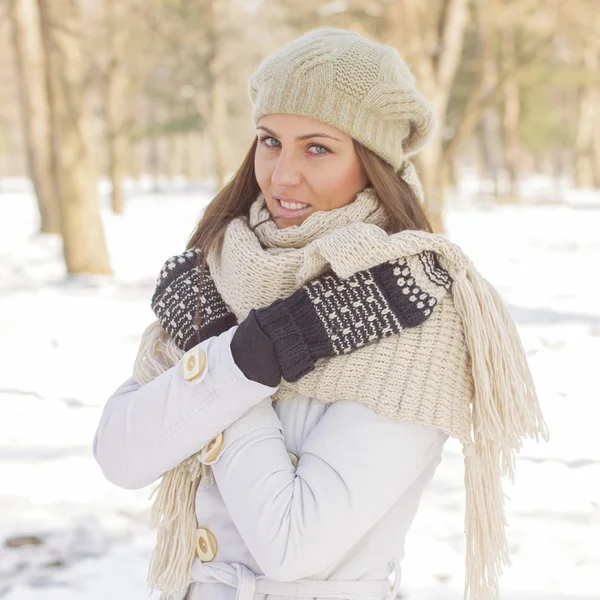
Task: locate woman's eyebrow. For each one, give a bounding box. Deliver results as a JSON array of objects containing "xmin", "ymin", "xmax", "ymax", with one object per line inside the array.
[{"xmin": 257, "ymin": 126, "xmax": 342, "ymax": 142}]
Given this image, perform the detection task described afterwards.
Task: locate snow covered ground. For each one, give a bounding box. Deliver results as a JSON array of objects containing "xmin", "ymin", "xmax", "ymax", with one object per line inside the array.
[{"xmin": 0, "ymin": 176, "xmax": 599, "ymax": 599}]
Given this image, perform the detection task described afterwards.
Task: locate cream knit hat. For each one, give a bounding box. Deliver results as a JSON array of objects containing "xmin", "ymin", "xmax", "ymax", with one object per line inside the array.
[{"xmin": 249, "ymin": 27, "xmax": 436, "ymax": 171}]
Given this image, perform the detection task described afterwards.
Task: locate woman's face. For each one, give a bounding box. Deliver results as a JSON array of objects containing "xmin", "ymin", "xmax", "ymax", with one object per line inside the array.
[{"xmin": 254, "ymin": 114, "xmax": 370, "ymax": 228}]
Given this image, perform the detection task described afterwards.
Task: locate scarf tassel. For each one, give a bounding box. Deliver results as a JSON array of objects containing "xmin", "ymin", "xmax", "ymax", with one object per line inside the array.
[
  {"xmin": 134, "ymin": 322, "xmax": 201, "ymax": 599},
  {"xmin": 451, "ymin": 266, "xmax": 549, "ymax": 600}
]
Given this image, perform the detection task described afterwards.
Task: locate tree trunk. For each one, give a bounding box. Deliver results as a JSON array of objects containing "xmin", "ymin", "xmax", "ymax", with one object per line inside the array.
[
  {"xmin": 475, "ymin": 0, "xmax": 502, "ymax": 200},
  {"xmin": 127, "ymin": 92, "xmax": 144, "ymax": 181},
  {"xmin": 129, "ymin": 139, "xmax": 143, "ymax": 181},
  {"xmin": 502, "ymin": 82, "xmax": 520, "ymax": 201},
  {"xmin": 107, "ymin": 121, "xmax": 126, "ymax": 213},
  {"xmin": 481, "ymin": 113, "xmax": 502, "ymax": 198},
  {"xmin": 166, "ymin": 134, "xmax": 179, "ymax": 181},
  {"xmin": 209, "ymin": 79, "xmax": 228, "ymax": 191},
  {"xmin": 474, "ymin": 124, "xmax": 488, "ymax": 193},
  {"xmin": 146, "ymin": 96, "xmax": 160, "ymax": 190},
  {"xmin": 8, "ymin": 0, "xmax": 60, "ymax": 234},
  {"xmin": 501, "ymin": 24, "xmax": 520, "ymax": 203},
  {"xmin": 105, "ymin": 0, "xmax": 127, "ymax": 214},
  {"xmin": 574, "ymin": 38, "xmax": 599, "ymax": 189},
  {"xmin": 400, "ymin": 0, "xmax": 470, "ymax": 232},
  {"xmin": 416, "ymin": 137, "xmax": 446, "ymax": 233},
  {"xmin": 37, "ymin": 0, "xmax": 111, "ymax": 275},
  {"xmin": 182, "ymin": 131, "xmax": 194, "ymax": 181},
  {"xmin": 592, "ymin": 99, "xmax": 600, "ymax": 188},
  {"xmin": 574, "ymin": 89, "xmax": 596, "ymax": 188},
  {"xmin": 205, "ymin": 0, "xmax": 229, "ymax": 192}
]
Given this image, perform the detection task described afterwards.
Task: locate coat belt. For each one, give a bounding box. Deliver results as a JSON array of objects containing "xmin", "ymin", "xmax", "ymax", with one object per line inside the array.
[{"xmin": 189, "ymin": 558, "xmax": 402, "ymax": 600}]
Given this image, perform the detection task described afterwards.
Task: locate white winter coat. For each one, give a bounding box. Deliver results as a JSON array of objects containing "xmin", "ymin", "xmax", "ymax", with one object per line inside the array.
[{"xmin": 93, "ymin": 326, "xmax": 448, "ymax": 600}]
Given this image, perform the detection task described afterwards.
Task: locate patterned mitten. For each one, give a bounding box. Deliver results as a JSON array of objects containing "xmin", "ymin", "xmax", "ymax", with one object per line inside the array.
[
  {"xmin": 231, "ymin": 252, "xmax": 452, "ymax": 385},
  {"xmin": 151, "ymin": 249, "xmax": 237, "ymax": 351}
]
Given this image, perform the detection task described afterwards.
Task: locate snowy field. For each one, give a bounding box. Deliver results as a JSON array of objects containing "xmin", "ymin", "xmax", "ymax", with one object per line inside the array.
[{"xmin": 1, "ymin": 176, "xmax": 599, "ymax": 600}]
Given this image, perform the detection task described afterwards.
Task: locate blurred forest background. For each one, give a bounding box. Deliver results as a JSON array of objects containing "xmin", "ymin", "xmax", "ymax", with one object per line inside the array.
[
  {"xmin": 2, "ymin": 4, "xmax": 600, "ymax": 597},
  {"xmin": 1, "ymin": 0, "xmax": 599, "ymax": 274}
]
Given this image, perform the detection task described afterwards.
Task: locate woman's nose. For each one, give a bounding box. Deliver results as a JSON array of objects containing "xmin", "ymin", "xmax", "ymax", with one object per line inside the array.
[{"xmin": 271, "ymin": 151, "xmax": 302, "ymax": 187}]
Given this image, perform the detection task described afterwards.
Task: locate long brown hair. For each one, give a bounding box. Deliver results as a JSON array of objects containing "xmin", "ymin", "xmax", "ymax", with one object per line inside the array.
[{"xmin": 186, "ymin": 138, "xmax": 433, "ymax": 268}]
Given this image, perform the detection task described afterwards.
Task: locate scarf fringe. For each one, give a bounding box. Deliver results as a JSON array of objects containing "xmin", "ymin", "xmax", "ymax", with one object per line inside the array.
[
  {"xmin": 133, "ymin": 321, "xmax": 203, "ymax": 598},
  {"xmin": 134, "ymin": 320, "xmax": 182, "ymax": 385},
  {"xmin": 451, "ymin": 266, "xmax": 549, "ymax": 600}
]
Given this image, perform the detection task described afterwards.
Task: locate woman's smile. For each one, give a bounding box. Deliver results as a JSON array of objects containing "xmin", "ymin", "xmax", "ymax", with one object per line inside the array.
[{"xmin": 274, "ymin": 196, "xmax": 312, "ymax": 219}]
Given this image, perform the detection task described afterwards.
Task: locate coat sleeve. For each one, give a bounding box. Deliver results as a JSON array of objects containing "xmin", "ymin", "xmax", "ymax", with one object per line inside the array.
[
  {"xmin": 92, "ymin": 325, "xmax": 279, "ymax": 490},
  {"xmin": 208, "ymin": 397, "xmax": 448, "ymax": 581}
]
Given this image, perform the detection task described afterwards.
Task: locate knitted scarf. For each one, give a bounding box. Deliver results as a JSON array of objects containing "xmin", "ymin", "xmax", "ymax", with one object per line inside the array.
[{"xmin": 133, "ymin": 186, "xmax": 548, "ymax": 600}]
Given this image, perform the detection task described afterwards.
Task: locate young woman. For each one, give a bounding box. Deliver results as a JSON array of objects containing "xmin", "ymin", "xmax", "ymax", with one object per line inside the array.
[{"xmin": 93, "ymin": 28, "xmax": 547, "ymax": 600}]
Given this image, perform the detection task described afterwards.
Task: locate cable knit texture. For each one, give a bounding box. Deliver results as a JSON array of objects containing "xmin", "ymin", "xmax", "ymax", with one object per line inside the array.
[{"xmin": 250, "ymin": 27, "xmax": 436, "ymax": 171}]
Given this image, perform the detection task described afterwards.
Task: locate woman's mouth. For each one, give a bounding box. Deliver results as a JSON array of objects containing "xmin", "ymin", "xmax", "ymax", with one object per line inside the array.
[{"xmin": 275, "ymin": 197, "xmax": 311, "ymax": 219}]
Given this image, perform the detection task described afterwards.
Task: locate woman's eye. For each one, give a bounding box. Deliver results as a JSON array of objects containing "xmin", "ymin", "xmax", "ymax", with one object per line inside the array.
[
  {"xmin": 308, "ymin": 143, "xmax": 329, "ymax": 155},
  {"xmin": 259, "ymin": 136, "xmax": 280, "ymax": 148}
]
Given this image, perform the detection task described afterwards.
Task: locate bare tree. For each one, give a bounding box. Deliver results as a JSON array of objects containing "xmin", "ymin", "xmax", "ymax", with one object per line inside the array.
[
  {"xmin": 203, "ymin": 0, "xmax": 229, "ymax": 191},
  {"xmin": 573, "ymin": 20, "xmax": 600, "ymax": 188},
  {"xmin": 392, "ymin": 0, "xmax": 470, "ymax": 231},
  {"xmin": 8, "ymin": 0, "xmax": 60, "ymax": 234},
  {"xmin": 104, "ymin": 0, "xmax": 129, "ymax": 214},
  {"xmin": 500, "ymin": 20, "xmax": 521, "ymax": 202},
  {"xmin": 37, "ymin": 0, "xmax": 111, "ymax": 274},
  {"xmin": 593, "ymin": 107, "xmax": 600, "ymax": 188},
  {"xmin": 474, "ymin": 0, "xmax": 502, "ymax": 199}
]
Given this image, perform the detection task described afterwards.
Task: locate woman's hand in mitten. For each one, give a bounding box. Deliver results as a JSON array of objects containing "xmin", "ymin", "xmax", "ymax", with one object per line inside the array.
[{"xmin": 231, "ymin": 252, "xmax": 452, "ymax": 385}]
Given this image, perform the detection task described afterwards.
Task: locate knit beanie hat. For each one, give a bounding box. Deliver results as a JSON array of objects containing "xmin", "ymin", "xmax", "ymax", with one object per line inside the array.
[{"xmin": 249, "ymin": 27, "xmax": 436, "ymax": 171}]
